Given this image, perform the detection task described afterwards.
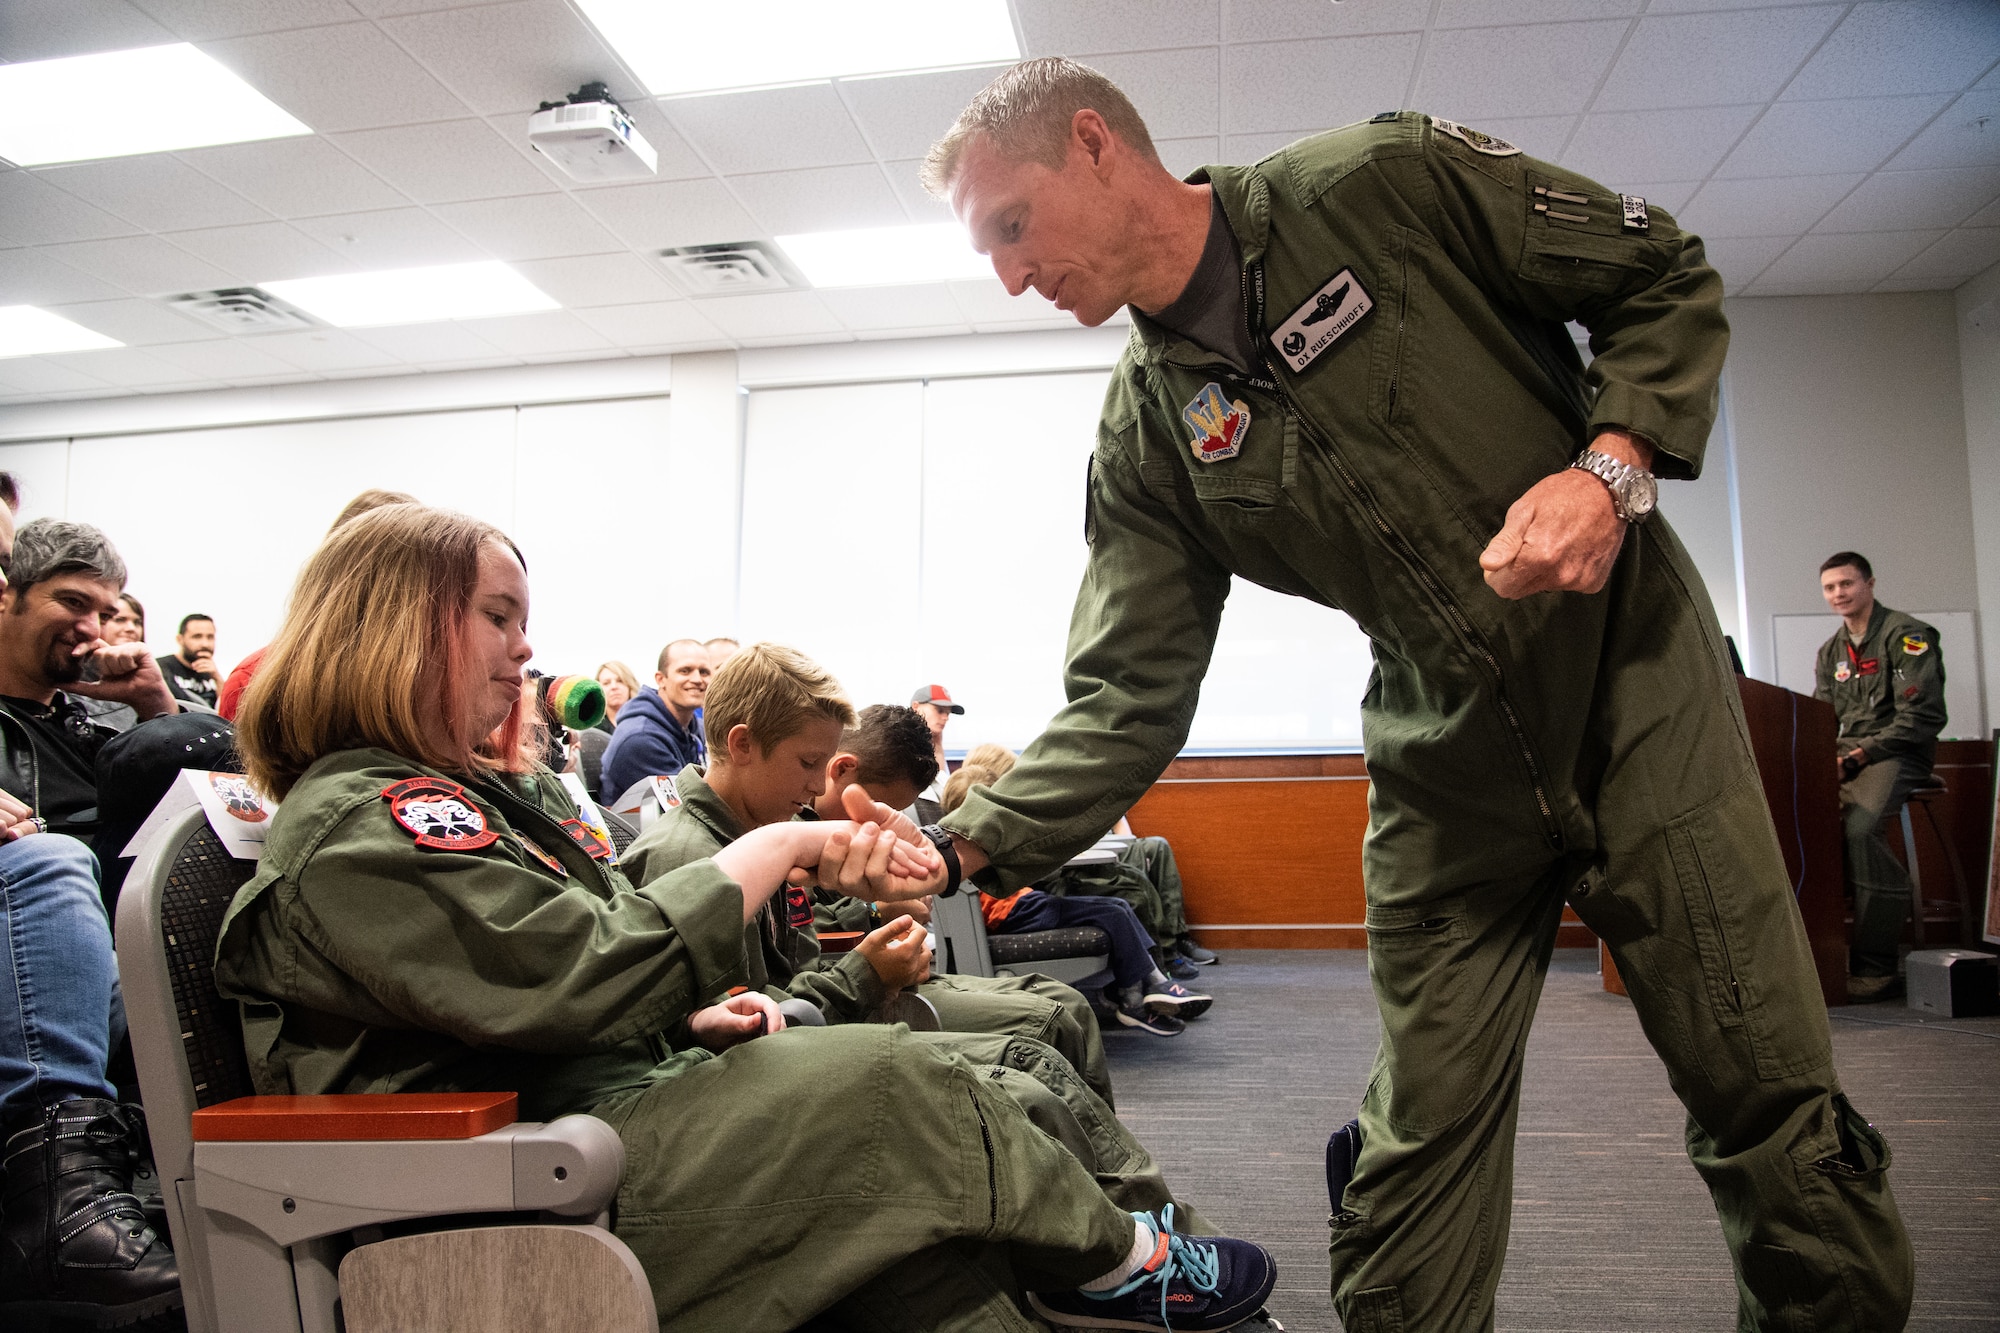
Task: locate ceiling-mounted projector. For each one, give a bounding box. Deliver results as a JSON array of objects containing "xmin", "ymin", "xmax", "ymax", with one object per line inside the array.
[{"xmin": 528, "ymin": 82, "xmax": 657, "ymax": 182}]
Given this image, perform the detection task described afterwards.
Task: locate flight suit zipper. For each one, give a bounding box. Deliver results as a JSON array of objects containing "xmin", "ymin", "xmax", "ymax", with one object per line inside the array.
[{"xmin": 1237, "ymin": 262, "xmax": 1564, "ymax": 850}]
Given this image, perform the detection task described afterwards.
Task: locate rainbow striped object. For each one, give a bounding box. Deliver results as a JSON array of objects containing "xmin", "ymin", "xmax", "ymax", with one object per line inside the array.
[{"xmin": 541, "ymin": 674, "xmax": 607, "ymax": 730}]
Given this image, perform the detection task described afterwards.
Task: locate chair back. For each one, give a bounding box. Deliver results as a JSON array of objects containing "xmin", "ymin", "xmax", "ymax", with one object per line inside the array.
[{"xmin": 116, "ymin": 805, "xmax": 259, "ymax": 1333}]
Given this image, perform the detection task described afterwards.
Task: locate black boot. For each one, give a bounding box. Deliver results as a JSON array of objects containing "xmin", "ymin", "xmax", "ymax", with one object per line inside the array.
[{"xmin": 0, "ymin": 1098, "xmax": 183, "ymax": 1327}]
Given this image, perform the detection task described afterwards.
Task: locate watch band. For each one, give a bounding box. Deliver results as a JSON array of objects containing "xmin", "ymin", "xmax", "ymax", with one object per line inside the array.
[
  {"xmin": 920, "ymin": 824, "xmax": 962, "ymax": 897},
  {"xmin": 1570, "ymin": 448, "xmax": 1652, "ymax": 523}
]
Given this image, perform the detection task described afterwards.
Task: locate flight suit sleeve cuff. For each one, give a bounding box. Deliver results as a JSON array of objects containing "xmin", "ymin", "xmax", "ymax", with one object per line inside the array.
[
  {"xmin": 836, "ymin": 948, "xmax": 892, "ymax": 1017},
  {"xmin": 1589, "ymin": 390, "xmax": 1703, "ymax": 481},
  {"xmin": 638, "ymin": 860, "xmax": 751, "ymax": 1001}
]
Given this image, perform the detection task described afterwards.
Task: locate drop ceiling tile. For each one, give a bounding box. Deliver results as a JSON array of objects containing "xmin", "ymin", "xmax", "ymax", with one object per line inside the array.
[
  {"xmin": 664, "ymin": 84, "xmax": 873, "ymax": 175},
  {"xmin": 142, "ymin": 336, "xmax": 312, "ymax": 379},
  {"xmin": 883, "ymin": 160, "xmax": 954, "ymax": 222},
  {"xmin": 292, "ymin": 207, "xmax": 490, "ymax": 268},
  {"xmin": 0, "ymin": 171, "xmax": 140, "ymax": 247},
  {"xmin": 218, "ymin": 328, "xmax": 403, "ymax": 371},
  {"xmin": 818, "ymin": 284, "xmax": 965, "ymax": 332},
  {"xmin": 1754, "ymin": 229, "xmax": 1946, "ymax": 287},
  {"xmin": 1563, "ymin": 104, "xmax": 1761, "ymax": 183},
  {"xmin": 727, "ymin": 166, "xmax": 907, "ymax": 236},
  {"xmin": 1224, "ymin": 33, "xmax": 1425, "ymax": 135},
  {"xmin": 1699, "ymin": 233, "xmax": 1791, "ymax": 291},
  {"xmin": 44, "ymin": 297, "xmax": 215, "ymax": 344},
  {"xmin": 1618, "ymin": 180, "xmax": 1700, "ymax": 215},
  {"xmin": 178, "ymin": 137, "xmax": 410, "ymax": 217},
  {"xmin": 1077, "ymin": 48, "xmax": 1220, "ymax": 141},
  {"xmin": 39, "ymin": 235, "xmax": 236, "ymax": 296},
  {"xmin": 1018, "ymin": 0, "xmax": 1218, "ymax": 52},
  {"xmin": 430, "ymin": 194, "xmax": 623, "ymax": 261},
  {"xmin": 202, "ymin": 22, "xmax": 472, "ymax": 133},
  {"xmin": 969, "ymin": 314, "xmax": 1079, "ymax": 335},
  {"xmin": 0, "ymin": 0, "xmax": 172, "ymax": 62},
  {"xmin": 573, "ymin": 300, "xmax": 725, "ymax": 349},
  {"xmin": 852, "ymin": 323, "xmax": 971, "ymax": 342},
  {"xmin": 1785, "ymin": 1, "xmax": 2000, "ymax": 101},
  {"xmin": 349, "ymin": 321, "xmax": 510, "ymax": 362},
  {"xmin": 1646, "ymin": 0, "xmax": 1839, "ymax": 11},
  {"xmin": 36, "ymin": 345, "xmax": 191, "ymax": 387},
  {"xmin": 0, "ymin": 250, "xmax": 127, "ymax": 305},
  {"xmin": 1970, "ymin": 193, "xmax": 2000, "ymax": 227},
  {"xmin": 949, "ymin": 277, "xmax": 1060, "ymax": 323},
  {"xmin": 1886, "ymin": 89, "xmax": 2000, "ymax": 170},
  {"xmin": 0, "ymin": 358, "xmax": 117, "ymax": 395},
  {"xmin": 698, "ymin": 290, "xmax": 843, "ymax": 341},
  {"xmin": 128, "ymin": 0, "xmax": 363, "ymax": 41},
  {"xmin": 1680, "ymin": 174, "xmax": 1863, "ymax": 237},
  {"xmin": 574, "ymin": 177, "xmax": 761, "ymax": 251},
  {"xmin": 513, "ymin": 252, "xmax": 681, "ymax": 307},
  {"xmin": 1717, "ymin": 95, "xmax": 1952, "ymax": 177},
  {"xmin": 453, "ymin": 309, "xmax": 615, "ymax": 355},
  {"xmin": 1223, "ymin": 131, "xmax": 1318, "ymax": 163},
  {"xmin": 1816, "ymin": 165, "xmax": 2000, "ymax": 232},
  {"xmin": 1596, "ymin": 6, "xmax": 1844, "ymax": 112},
  {"xmin": 159, "ymin": 220, "xmax": 352, "ymax": 283},
  {"xmin": 347, "ymin": 0, "xmax": 511, "ymax": 13},
  {"xmin": 1980, "ymin": 63, "xmax": 2000, "ymax": 92},
  {"xmin": 1231, "ymin": 0, "xmax": 1433, "ymax": 39},
  {"xmin": 1412, "ymin": 20, "xmax": 1629, "ymax": 120},
  {"xmin": 1158, "ymin": 137, "xmax": 1223, "ymax": 179},
  {"xmin": 34, "ymin": 156, "xmax": 273, "ymax": 232},
  {"xmin": 1436, "ymin": 115, "xmax": 1576, "ymax": 162},
  {"xmin": 1884, "ymin": 225, "xmax": 2000, "ymax": 284},
  {"xmin": 838, "ymin": 66, "xmax": 1013, "ymax": 162},
  {"xmin": 378, "ymin": 0, "xmax": 628, "ymax": 115},
  {"xmin": 330, "ymin": 120, "xmax": 559, "ymax": 204}
]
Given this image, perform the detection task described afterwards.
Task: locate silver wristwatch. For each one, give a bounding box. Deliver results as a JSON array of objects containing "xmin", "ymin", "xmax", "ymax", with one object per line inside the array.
[{"xmin": 1571, "ymin": 448, "xmax": 1658, "ymax": 523}]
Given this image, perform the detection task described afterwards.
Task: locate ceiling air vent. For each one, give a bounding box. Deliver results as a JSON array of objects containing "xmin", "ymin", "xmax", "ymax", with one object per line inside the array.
[
  {"xmin": 168, "ymin": 288, "xmax": 319, "ymax": 334},
  {"xmin": 654, "ymin": 242, "xmax": 804, "ymax": 297}
]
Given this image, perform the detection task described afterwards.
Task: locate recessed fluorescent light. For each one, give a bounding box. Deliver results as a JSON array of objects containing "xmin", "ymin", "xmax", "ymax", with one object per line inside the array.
[
  {"xmin": 0, "ymin": 307, "xmax": 123, "ymax": 359},
  {"xmin": 0, "ymin": 44, "xmax": 311, "ymax": 167},
  {"xmin": 259, "ymin": 262, "xmax": 560, "ymax": 328},
  {"xmin": 776, "ymin": 224, "xmax": 993, "ymax": 289},
  {"xmin": 575, "ymin": 0, "xmax": 1018, "ymax": 96}
]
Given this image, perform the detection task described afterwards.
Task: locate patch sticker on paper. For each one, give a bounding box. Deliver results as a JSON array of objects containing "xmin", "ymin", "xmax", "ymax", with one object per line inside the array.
[
  {"xmin": 1900, "ymin": 633, "xmax": 1929, "ymax": 656},
  {"xmin": 652, "ymin": 775, "xmax": 681, "ymax": 809},
  {"xmin": 1620, "ymin": 194, "xmax": 1649, "ymax": 231},
  {"xmin": 1431, "ymin": 118, "xmax": 1521, "ymax": 156},
  {"xmin": 381, "ymin": 777, "xmax": 498, "ymax": 852},
  {"xmin": 1182, "ymin": 383, "xmax": 1251, "ymax": 463},
  {"xmin": 1270, "ymin": 269, "xmax": 1374, "ymax": 373},
  {"xmin": 209, "ymin": 772, "xmax": 268, "ymax": 822},
  {"xmin": 1834, "ymin": 660, "xmax": 1852, "ymax": 683}
]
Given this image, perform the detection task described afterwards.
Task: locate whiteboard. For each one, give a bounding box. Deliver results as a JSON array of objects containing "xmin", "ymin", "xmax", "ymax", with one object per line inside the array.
[{"xmin": 1771, "ymin": 610, "xmax": 1983, "ymax": 739}]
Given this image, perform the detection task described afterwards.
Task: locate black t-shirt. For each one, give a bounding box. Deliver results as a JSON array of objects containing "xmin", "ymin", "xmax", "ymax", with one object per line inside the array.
[
  {"xmin": 0, "ymin": 693, "xmax": 109, "ymax": 841},
  {"xmin": 1143, "ymin": 191, "xmax": 1259, "ymax": 374},
  {"xmin": 158, "ymin": 654, "xmax": 218, "ymax": 706}
]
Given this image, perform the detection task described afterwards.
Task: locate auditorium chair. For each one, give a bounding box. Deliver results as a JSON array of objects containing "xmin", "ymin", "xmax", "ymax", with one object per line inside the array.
[
  {"xmin": 931, "ymin": 842, "xmax": 1118, "ymax": 991},
  {"xmin": 116, "ymin": 806, "xmax": 656, "ymax": 1333}
]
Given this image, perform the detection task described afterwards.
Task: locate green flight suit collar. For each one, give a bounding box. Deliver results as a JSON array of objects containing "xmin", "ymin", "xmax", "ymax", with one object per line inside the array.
[
  {"xmin": 666, "ymin": 763, "xmax": 747, "ymax": 846},
  {"xmin": 1125, "ymin": 164, "xmax": 1273, "ymax": 377}
]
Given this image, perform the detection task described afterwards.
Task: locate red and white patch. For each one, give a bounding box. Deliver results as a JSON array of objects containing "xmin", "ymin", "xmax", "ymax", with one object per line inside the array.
[
  {"xmin": 784, "ymin": 884, "xmax": 813, "ymax": 930},
  {"xmin": 381, "ymin": 777, "xmax": 497, "ymax": 851},
  {"xmin": 1833, "ymin": 661, "xmax": 1852, "ymax": 683},
  {"xmin": 559, "ymin": 817, "xmax": 613, "ymax": 861}
]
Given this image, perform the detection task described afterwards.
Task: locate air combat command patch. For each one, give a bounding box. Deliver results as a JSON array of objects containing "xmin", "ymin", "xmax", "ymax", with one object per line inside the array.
[
  {"xmin": 1183, "ymin": 382, "xmax": 1250, "ymax": 463},
  {"xmin": 381, "ymin": 776, "xmax": 498, "ymax": 851},
  {"xmin": 1901, "ymin": 633, "xmax": 1930, "ymax": 656}
]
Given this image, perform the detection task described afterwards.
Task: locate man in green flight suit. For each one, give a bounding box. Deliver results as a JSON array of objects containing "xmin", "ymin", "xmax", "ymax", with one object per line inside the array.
[
  {"xmin": 1812, "ymin": 551, "xmax": 1947, "ymax": 1002},
  {"xmin": 920, "ymin": 57, "xmax": 1913, "ymax": 1331}
]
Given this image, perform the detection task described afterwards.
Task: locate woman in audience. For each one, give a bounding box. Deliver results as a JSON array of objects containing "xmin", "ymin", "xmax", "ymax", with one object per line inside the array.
[
  {"xmin": 594, "ymin": 659, "xmax": 639, "ymax": 729},
  {"xmin": 104, "ymin": 593, "xmax": 145, "ymax": 645},
  {"xmin": 215, "ymin": 503, "xmax": 1277, "ymax": 1332}
]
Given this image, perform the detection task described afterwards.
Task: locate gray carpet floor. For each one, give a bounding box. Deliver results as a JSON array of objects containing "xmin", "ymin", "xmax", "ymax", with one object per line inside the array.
[{"xmin": 1105, "ymin": 949, "xmax": 2000, "ymax": 1332}]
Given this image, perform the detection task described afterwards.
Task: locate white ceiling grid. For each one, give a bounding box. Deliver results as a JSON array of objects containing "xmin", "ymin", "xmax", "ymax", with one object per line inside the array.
[{"xmin": 0, "ymin": 0, "xmax": 1991, "ymax": 401}]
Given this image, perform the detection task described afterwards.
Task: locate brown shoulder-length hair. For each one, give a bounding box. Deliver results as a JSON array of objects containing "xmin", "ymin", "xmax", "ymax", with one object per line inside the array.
[{"xmin": 238, "ymin": 504, "xmax": 529, "ymax": 800}]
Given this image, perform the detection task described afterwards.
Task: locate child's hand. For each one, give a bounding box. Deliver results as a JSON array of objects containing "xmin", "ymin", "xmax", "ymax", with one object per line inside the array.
[
  {"xmin": 817, "ymin": 822, "xmax": 939, "ymax": 901},
  {"xmin": 855, "ymin": 916, "xmax": 932, "ymax": 992},
  {"xmin": 688, "ymin": 991, "xmax": 784, "ymax": 1052},
  {"xmin": 878, "ymin": 896, "xmax": 932, "ymax": 927}
]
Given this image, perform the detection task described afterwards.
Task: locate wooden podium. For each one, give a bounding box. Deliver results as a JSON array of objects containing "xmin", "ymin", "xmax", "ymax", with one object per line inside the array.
[{"xmin": 1603, "ymin": 676, "xmax": 1847, "ymax": 1007}]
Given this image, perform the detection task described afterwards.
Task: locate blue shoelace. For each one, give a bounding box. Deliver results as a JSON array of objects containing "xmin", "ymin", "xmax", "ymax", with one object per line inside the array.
[{"xmin": 1086, "ymin": 1204, "xmax": 1222, "ymax": 1328}]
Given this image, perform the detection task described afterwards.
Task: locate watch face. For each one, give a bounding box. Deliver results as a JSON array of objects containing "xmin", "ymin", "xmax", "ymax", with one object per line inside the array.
[{"xmin": 1626, "ymin": 470, "xmax": 1659, "ymax": 517}]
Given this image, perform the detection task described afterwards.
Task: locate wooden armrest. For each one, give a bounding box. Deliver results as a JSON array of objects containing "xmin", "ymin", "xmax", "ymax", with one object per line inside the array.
[
  {"xmin": 819, "ymin": 931, "xmax": 864, "ymax": 955},
  {"xmin": 193, "ymin": 1092, "xmax": 518, "ymax": 1142}
]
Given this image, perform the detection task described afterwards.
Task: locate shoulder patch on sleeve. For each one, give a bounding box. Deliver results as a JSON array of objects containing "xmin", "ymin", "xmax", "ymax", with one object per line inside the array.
[
  {"xmin": 1431, "ymin": 117, "xmax": 1521, "ymax": 156},
  {"xmin": 1900, "ymin": 632, "xmax": 1930, "ymax": 656},
  {"xmin": 381, "ymin": 777, "xmax": 498, "ymax": 851}
]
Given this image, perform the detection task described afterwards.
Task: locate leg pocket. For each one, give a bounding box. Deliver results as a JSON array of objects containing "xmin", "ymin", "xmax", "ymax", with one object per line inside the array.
[
  {"xmin": 1739, "ymin": 1244, "xmax": 1817, "ymax": 1333},
  {"xmin": 1365, "ymin": 899, "xmax": 1474, "ymax": 1134}
]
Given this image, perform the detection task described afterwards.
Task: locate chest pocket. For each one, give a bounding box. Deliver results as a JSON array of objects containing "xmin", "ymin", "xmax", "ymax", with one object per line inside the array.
[{"xmin": 1137, "ymin": 380, "xmax": 1297, "ymax": 514}]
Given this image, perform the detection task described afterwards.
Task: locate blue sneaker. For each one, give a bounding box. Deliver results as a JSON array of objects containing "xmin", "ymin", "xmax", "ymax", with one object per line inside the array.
[
  {"xmin": 1029, "ymin": 1206, "xmax": 1277, "ymax": 1331},
  {"xmin": 1143, "ymin": 980, "xmax": 1212, "ymax": 1020}
]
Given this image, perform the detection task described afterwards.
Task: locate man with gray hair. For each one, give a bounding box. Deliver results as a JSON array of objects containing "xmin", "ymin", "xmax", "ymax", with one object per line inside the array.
[{"xmin": 921, "ymin": 57, "xmax": 1910, "ymax": 1333}]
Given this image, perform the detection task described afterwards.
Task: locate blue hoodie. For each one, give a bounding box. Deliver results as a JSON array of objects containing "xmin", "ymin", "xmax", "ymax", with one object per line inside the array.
[{"xmin": 599, "ymin": 687, "xmax": 706, "ymax": 803}]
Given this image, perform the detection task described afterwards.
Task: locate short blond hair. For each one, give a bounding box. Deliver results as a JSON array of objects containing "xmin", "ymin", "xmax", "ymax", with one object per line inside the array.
[
  {"xmin": 960, "ymin": 743, "xmax": 1017, "ymax": 779},
  {"xmin": 920, "ymin": 56, "xmax": 1158, "ymax": 197},
  {"xmin": 940, "ymin": 762, "xmax": 997, "ymax": 815},
  {"xmin": 705, "ymin": 642, "xmax": 855, "ymax": 760}
]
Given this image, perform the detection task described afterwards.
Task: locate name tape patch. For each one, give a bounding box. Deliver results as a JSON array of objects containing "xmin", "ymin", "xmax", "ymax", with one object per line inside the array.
[{"xmin": 1270, "ymin": 269, "xmax": 1374, "ymax": 373}]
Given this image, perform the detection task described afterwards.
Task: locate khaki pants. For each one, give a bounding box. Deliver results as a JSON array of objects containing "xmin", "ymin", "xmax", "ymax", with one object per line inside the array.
[
  {"xmin": 1329, "ymin": 764, "xmax": 1914, "ymax": 1332},
  {"xmin": 1839, "ymin": 756, "xmax": 1928, "ymax": 978}
]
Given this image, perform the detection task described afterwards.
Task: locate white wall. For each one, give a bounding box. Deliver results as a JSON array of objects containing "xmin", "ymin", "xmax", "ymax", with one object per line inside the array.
[{"xmin": 1958, "ymin": 259, "xmax": 2000, "ymax": 734}]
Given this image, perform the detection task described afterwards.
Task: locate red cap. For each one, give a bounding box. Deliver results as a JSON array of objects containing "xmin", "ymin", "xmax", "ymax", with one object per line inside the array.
[{"xmin": 910, "ymin": 684, "xmax": 964, "ymax": 714}]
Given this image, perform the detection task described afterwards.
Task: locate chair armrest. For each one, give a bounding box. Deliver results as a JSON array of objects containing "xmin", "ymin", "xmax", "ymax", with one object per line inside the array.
[
  {"xmin": 194, "ymin": 1092, "xmax": 519, "ymax": 1142},
  {"xmin": 194, "ymin": 1113, "xmax": 624, "ymax": 1248}
]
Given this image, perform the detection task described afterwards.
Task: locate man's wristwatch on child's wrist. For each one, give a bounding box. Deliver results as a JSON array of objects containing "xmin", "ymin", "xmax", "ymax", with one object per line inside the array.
[{"xmin": 920, "ymin": 825, "xmax": 962, "ymax": 897}]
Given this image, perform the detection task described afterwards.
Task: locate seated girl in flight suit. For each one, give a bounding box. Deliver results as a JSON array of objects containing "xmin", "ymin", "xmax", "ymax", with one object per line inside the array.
[{"xmin": 211, "ymin": 502, "xmax": 1277, "ymax": 1333}]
